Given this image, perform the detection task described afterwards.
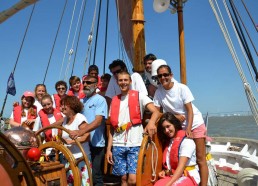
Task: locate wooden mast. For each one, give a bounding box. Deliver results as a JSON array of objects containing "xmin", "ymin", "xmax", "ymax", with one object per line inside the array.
[
  {"xmin": 177, "ymin": 0, "xmax": 187, "ymax": 84},
  {"xmin": 132, "ymin": 0, "xmax": 146, "ymax": 73}
]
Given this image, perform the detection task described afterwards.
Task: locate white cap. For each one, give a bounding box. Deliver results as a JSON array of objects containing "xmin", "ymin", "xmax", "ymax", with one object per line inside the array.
[{"xmin": 151, "ymin": 59, "xmax": 167, "ymax": 77}]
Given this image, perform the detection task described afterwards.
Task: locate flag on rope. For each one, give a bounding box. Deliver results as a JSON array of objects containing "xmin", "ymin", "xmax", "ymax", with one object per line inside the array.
[{"xmin": 6, "ymin": 72, "xmax": 16, "ymax": 96}]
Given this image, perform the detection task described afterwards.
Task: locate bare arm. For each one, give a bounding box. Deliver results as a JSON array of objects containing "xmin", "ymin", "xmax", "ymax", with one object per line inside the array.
[
  {"xmin": 165, "ymin": 156, "xmax": 189, "ymax": 186},
  {"xmin": 65, "ymin": 121, "xmax": 90, "ymax": 144},
  {"xmin": 106, "ymin": 127, "xmax": 114, "ymax": 164},
  {"xmin": 144, "ymin": 103, "xmax": 161, "ymax": 137},
  {"xmin": 69, "ymin": 115, "xmax": 103, "ymax": 139},
  {"xmin": 185, "ymin": 102, "xmax": 193, "ymax": 138},
  {"xmin": 9, "ymin": 118, "xmax": 21, "ymax": 127}
]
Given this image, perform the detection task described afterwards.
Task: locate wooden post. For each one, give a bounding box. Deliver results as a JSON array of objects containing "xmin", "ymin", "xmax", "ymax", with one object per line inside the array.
[
  {"xmin": 177, "ymin": 0, "xmax": 187, "ymax": 84},
  {"xmin": 132, "ymin": 0, "xmax": 146, "ymax": 73}
]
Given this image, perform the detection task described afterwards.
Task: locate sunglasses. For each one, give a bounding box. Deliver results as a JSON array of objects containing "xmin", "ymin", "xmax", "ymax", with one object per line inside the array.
[
  {"xmin": 57, "ymin": 87, "xmax": 66, "ymax": 90},
  {"xmin": 111, "ymin": 69, "xmax": 122, "ymax": 75},
  {"xmin": 157, "ymin": 73, "xmax": 170, "ymax": 78},
  {"xmin": 83, "ymin": 81, "xmax": 97, "ymax": 85}
]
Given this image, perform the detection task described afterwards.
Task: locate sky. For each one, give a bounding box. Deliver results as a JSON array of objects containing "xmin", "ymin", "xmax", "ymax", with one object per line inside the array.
[{"xmin": 0, "ymin": 0, "xmax": 257, "ymax": 118}]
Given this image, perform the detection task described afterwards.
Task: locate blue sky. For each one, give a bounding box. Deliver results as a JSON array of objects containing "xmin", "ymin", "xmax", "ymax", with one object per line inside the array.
[{"xmin": 0, "ymin": 0, "xmax": 257, "ymax": 117}]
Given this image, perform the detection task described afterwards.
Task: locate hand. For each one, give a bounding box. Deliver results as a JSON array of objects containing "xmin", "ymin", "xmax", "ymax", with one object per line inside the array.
[
  {"xmin": 69, "ymin": 130, "xmax": 80, "ymax": 139},
  {"xmin": 186, "ymin": 127, "xmax": 193, "ymax": 139},
  {"xmin": 13, "ymin": 101, "xmax": 19, "ymax": 107},
  {"xmin": 106, "ymin": 150, "xmax": 114, "ymax": 165},
  {"xmin": 144, "ymin": 123, "xmax": 157, "ymax": 138},
  {"xmin": 64, "ymin": 138, "xmax": 74, "ymax": 145},
  {"xmin": 175, "ymin": 114, "xmax": 186, "ymax": 122},
  {"xmin": 158, "ymin": 170, "xmax": 166, "ymax": 179},
  {"xmin": 24, "ymin": 119, "xmax": 34, "ymax": 126}
]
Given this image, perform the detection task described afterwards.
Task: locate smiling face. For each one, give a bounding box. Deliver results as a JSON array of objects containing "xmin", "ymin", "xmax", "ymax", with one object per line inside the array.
[
  {"xmin": 41, "ymin": 97, "xmax": 53, "ymax": 114},
  {"xmin": 117, "ymin": 72, "xmax": 131, "ymax": 95},
  {"xmin": 35, "ymin": 85, "xmax": 46, "ymax": 101},
  {"xmin": 21, "ymin": 96, "xmax": 34, "ymax": 108},
  {"xmin": 157, "ymin": 67, "xmax": 173, "ymax": 90},
  {"xmin": 162, "ymin": 120, "xmax": 176, "ymax": 139},
  {"xmin": 83, "ymin": 77, "xmax": 97, "ymax": 97},
  {"xmin": 56, "ymin": 85, "xmax": 67, "ymax": 97},
  {"xmin": 71, "ymin": 81, "xmax": 81, "ymax": 92}
]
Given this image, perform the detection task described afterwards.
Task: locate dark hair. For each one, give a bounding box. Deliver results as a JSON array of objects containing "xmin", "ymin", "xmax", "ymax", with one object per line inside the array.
[
  {"xmin": 157, "ymin": 112, "xmax": 182, "ymax": 145},
  {"xmin": 60, "ymin": 96, "xmax": 83, "ymax": 113},
  {"xmin": 55, "ymin": 80, "xmax": 68, "ymax": 90},
  {"xmin": 88, "ymin": 65, "xmax": 99, "ymax": 74},
  {"xmin": 157, "ymin": 65, "xmax": 172, "ymax": 75},
  {"xmin": 108, "ymin": 59, "xmax": 127, "ymax": 72},
  {"xmin": 69, "ymin": 76, "xmax": 81, "ymax": 87},
  {"xmin": 101, "ymin": 73, "xmax": 111, "ymax": 81},
  {"xmin": 143, "ymin": 53, "xmax": 157, "ymax": 64}
]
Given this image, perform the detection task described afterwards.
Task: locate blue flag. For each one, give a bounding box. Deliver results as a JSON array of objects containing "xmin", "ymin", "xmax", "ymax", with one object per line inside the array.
[{"xmin": 6, "ymin": 72, "xmax": 16, "ymax": 96}]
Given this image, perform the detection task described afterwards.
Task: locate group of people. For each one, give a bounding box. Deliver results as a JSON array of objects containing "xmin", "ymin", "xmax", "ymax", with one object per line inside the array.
[{"xmin": 9, "ymin": 54, "xmax": 209, "ymax": 186}]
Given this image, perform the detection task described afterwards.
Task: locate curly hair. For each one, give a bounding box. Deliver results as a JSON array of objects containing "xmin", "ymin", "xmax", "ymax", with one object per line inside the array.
[
  {"xmin": 157, "ymin": 112, "xmax": 182, "ymax": 146},
  {"xmin": 60, "ymin": 95, "xmax": 83, "ymax": 113}
]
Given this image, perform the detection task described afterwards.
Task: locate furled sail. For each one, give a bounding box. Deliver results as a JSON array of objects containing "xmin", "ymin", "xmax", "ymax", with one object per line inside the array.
[
  {"xmin": 0, "ymin": 0, "xmax": 38, "ymax": 24},
  {"xmin": 116, "ymin": 0, "xmax": 146, "ymax": 73}
]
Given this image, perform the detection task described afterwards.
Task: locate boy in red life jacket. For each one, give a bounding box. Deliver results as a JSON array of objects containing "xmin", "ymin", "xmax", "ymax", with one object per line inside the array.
[
  {"xmin": 9, "ymin": 91, "xmax": 37, "ymax": 129},
  {"xmin": 106, "ymin": 72, "xmax": 160, "ymax": 185},
  {"xmin": 52, "ymin": 80, "xmax": 67, "ymax": 111},
  {"xmin": 67, "ymin": 76, "xmax": 85, "ymax": 99}
]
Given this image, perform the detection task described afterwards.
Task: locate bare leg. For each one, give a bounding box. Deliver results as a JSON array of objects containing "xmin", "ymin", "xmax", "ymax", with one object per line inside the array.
[
  {"xmin": 194, "ymin": 138, "xmax": 208, "ymax": 186},
  {"xmin": 121, "ymin": 174, "xmax": 128, "ymax": 186},
  {"xmin": 128, "ymin": 174, "xmax": 136, "ymax": 186}
]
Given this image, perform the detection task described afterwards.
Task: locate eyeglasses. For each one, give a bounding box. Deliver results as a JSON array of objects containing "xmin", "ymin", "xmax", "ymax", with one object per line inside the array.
[
  {"xmin": 57, "ymin": 87, "xmax": 66, "ymax": 91},
  {"xmin": 83, "ymin": 81, "xmax": 97, "ymax": 85},
  {"xmin": 157, "ymin": 73, "xmax": 170, "ymax": 78},
  {"xmin": 111, "ymin": 69, "xmax": 122, "ymax": 75}
]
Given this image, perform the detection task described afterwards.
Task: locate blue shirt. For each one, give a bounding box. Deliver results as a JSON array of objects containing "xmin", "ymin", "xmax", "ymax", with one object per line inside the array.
[{"xmin": 82, "ymin": 94, "xmax": 107, "ymax": 147}]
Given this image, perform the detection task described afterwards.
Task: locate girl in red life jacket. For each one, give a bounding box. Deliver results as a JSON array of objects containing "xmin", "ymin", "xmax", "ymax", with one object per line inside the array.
[
  {"xmin": 67, "ymin": 76, "xmax": 85, "ymax": 99},
  {"xmin": 52, "ymin": 80, "xmax": 67, "ymax": 111},
  {"xmin": 9, "ymin": 91, "xmax": 37, "ymax": 129},
  {"xmin": 155, "ymin": 112, "xmax": 200, "ymax": 186},
  {"xmin": 33, "ymin": 94, "xmax": 63, "ymax": 141}
]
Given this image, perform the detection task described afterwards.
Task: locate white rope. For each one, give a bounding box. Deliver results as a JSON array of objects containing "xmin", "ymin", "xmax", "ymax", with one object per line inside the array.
[
  {"xmin": 64, "ymin": 0, "xmax": 85, "ymax": 80},
  {"xmin": 150, "ymin": 140, "xmax": 158, "ymax": 182},
  {"xmin": 59, "ymin": 0, "xmax": 78, "ymax": 80},
  {"xmin": 209, "ymin": 0, "xmax": 258, "ymax": 124},
  {"xmin": 83, "ymin": 0, "xmax": 98, "ymax": 75}
]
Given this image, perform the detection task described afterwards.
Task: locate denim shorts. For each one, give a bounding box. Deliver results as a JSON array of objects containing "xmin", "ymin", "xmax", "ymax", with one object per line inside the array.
[{"xmin": 112, "ymin": 146, "xmax": 140, "ymax": 176}]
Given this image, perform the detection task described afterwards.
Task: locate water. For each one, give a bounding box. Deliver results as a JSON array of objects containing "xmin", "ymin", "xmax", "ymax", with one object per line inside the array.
[{"xmin": 207, "ymin": 115, "xmax": 258, "ymax": 140}]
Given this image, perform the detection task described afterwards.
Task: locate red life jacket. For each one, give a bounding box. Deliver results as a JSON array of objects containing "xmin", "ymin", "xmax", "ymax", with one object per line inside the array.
[
  {"xmin": 67, "ymin": 83, "xmax": 85, "ymax": 99},
  {"xmin": 53, "ymin": 94, "xmax": 61, "ymax": 111},
  {"xmin": 162, "ymin": 130, "xmax": 186, "ymax": 170},
  {"xmin": 13, "ymin": 105, "xmax": 37, "ymax": 123},
  {"xmin": 110, "ymin": 90, "xmax": 142, "ymax": 129},
  {"xmin": 39, "ymin": 108, "xmax": 63, "ymax": 142}
]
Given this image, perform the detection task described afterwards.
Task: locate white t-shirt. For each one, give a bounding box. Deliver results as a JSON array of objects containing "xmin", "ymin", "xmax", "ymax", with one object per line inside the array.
[
  {"xmin": 105, "ymin": 72, "xmax": 148, "ymax": 99},
  {"xmin": 153, "ymin": 82, "xmax": 204, "ymax": 130},
  {"xmin": 111, "ymin": 92, "xmax": 152, "ymax": 147},
  {"xmin": 62, "ymin": 113, "xmax": 90, "ymax": 159},
  {"xmin": 166, "ymin": 138, "xmax": 200, "ymax": 184},
  {"xmin": 34, "ymin": 99, "xmax": 42, "ymax": 114},
  {"xmin": 10, "ymin": 109, "xmax": 29, "ymax": 124}
]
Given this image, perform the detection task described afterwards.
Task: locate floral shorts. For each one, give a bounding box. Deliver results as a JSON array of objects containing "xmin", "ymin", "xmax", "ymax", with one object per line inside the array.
[{"xmin": 112, "ymin": 146, "xmax": 140, "ymax": 176}]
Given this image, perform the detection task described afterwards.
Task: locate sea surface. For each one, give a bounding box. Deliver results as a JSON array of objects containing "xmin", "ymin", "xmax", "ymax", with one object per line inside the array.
[{"xmin": 207, "ymin": 115, "xmax": 258, "ymax": 140}]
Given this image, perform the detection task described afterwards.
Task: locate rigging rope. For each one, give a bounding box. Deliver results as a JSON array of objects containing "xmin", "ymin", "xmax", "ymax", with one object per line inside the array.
[
  {"xmin": 42, "ymin": 0, "xmax": 68, "ymax": 84},
  {"xmin": 59, "ymin": 0, "xmax": 78, "ymax": 80},
  {"xmin": 150, "ymin": 140, "xmax": 158, "ymax": 182},
  {"xmin": 209, "ymin": 0, "xmax": 258, "ymax": 124},
  {"xmin": 83, "ymin": 0, "xmax": 98, "ymax": 75},
  {"xmin": 64, "ymin": 0, "xmax": 85, "ymax": 80},
  {"xmin": 103, "ymin": 0, "xmax": 109, "ymax": 74},
  {"xmin": 241, "ymin": 0, "xmax": 258, "ymax": 33},
  {"xmin": 93, "ymin": 0, "xmax": 102, "ymax": 65},
  {"xmin": 71, "ymin": 0, "xmax": 88, "ymax": 76},
  {"xmin": 0, "ymin": 3, "xmax": 36, "ymax": 117}
]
